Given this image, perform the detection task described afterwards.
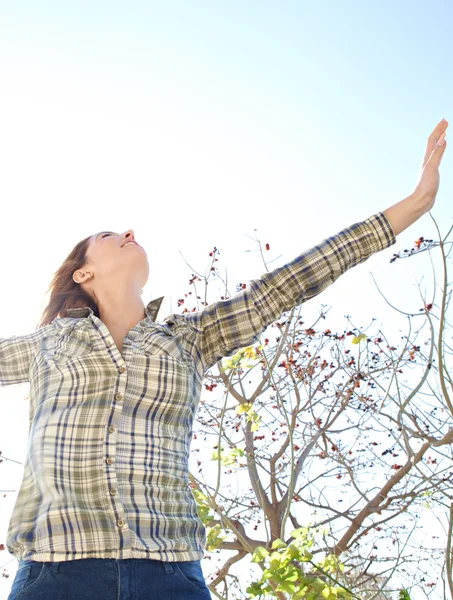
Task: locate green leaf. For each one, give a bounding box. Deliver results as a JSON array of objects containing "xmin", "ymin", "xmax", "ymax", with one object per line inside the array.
[
  {"xmin": 245, "ymin": 581, "xmax": 265, "ymax": 597},
  {"xmin": 271, "ymin": 538, "xmax": 287, "ymax": 549},
  {"xmin": 268, "ymin": 571, "xmax": 284, "ymax": 585},
  {"xmin": 221, "ymin": 358, "xmax": 236, "ymax": 371},
  {"xmin": 283, "ymin": 542, "xmax": 301, "ymax": 560},
  {"xmin": 351, "ymin": 333, "xmax": 367, "ymax": 344},
  {"xmin": 269, "ymin": 551, "xmax": 283, "ymax": 570},
  {"xmin": 251, "ymin": 546, "xmax": 269, "ymax": 562},
  {"xmin": 211, "ymin": 447, "xmax": 224, "ymax": 461},
  {"xmin": 191, "ymin": 488, "xmax": 212, "ymax": 524},
  {"xmin": 205, "ymin": 524, "xmax": 226, "ymax": 551},
  {"xmin": 277, "ymin": 580, "xmax": 296, "ymax": 594},
  {"xmin": 230, "ymin": 447, "xmax": 244, "ymax": 457},
  {"xmin": 302, "ymin": 548, "xmax": 313, "ymax": 561},
  {"xmin": 282, "ymin": 566, "xmax": 299, "ymax": 582},
  {"xmin": 221, "ymin": 453, "xmax": 236, "ymax": 466},
  {"xmin": 236, "ymin": 402, "xmax": 252, "ymax": 415},
  {"xmin": 290, "ymin": 527, "xmax": 310, "ymax": 540},
  {"xmin": 313, "ymin": 578, "xmax": 327, "ymax": 591},
  {"xmin": 245, "ymin": 409, "xmax": 258, "ymax": 421}
]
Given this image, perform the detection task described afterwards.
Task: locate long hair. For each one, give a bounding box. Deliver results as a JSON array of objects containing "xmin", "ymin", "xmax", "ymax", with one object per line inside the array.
[{"xmin": 38, "ymin": 234, "xmax": 99, "ymax": 329}]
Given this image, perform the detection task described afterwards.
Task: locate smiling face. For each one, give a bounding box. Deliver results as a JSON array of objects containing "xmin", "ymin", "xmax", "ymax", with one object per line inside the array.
[{"xmin": 73, "ymin": 229, "xmax": 149, "ymax": 298}]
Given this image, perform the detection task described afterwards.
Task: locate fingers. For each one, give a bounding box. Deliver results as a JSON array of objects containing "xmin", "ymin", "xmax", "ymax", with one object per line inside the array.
[
  {"xmin": 423, "ymin": 119, "xmax": 448, "ymax": 167},
  {"xmin": 437, "ymin": 131, "xmax": 447, "ymax": 147}
]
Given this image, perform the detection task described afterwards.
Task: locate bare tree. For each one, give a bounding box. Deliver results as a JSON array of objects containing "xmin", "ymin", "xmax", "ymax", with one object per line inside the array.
[{"xmin": 180, "ymin": 218, "xmax": 452, "ymax": 599}]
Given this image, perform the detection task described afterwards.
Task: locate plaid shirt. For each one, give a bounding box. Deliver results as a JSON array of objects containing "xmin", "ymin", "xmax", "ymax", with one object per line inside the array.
[{"xmin": 2, "ymin": 212, "xmax": 395, "ymax": 563}]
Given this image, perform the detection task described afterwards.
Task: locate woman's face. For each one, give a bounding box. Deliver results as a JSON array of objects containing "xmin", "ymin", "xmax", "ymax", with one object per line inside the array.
[{"xmin": 80, "ymin": 229, "xmax": 149, "ymax": 290}]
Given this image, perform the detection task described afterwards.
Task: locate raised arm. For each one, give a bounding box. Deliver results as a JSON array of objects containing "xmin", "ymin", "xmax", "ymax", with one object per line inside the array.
[
  {"xmin": 174, "ymin": 212, "xmax": 394, "ymax": 371},
  {"xmin": 166, "ymin": 119, "xmax": 448, "ymax": 373}
]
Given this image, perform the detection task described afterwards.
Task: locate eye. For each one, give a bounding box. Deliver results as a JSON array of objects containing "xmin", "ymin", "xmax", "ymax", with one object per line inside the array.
[{"xmin": 102, "ymin": 233, "xmax": 111, "ymax": 238}]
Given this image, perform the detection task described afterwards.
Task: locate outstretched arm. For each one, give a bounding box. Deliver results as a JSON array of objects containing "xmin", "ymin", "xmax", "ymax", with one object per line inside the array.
[
  {"xmin": 0, "ymin": 324, "xmax": 56, "ymax": 387},
  {"xmin": 176, "ymin": 212, "xmax": 395, "ymax": 372},
  {"xmin": 169, "ymin": 119, "xmax": 448, "ymax": 372}
]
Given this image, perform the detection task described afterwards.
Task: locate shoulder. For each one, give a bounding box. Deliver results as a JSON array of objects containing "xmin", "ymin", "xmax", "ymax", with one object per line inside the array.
[
  {"xmin": 50, "ymin": 317, "xmax": 85, "ymax": 337},
  {"xmin": 161, "ymin": 312, "xmax": 200, "ymax": 334}
]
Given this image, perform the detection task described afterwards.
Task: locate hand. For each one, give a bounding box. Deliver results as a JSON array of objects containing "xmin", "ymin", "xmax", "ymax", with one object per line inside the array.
[{"xmin": 412, "ymin": 118, "xmax": 448, "ymax": 212}]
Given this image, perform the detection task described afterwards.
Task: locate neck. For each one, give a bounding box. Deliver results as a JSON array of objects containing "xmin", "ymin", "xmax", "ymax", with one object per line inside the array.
[{"xmin": 96, "ymin": 286, "xmax": 146, "ymax": 333}]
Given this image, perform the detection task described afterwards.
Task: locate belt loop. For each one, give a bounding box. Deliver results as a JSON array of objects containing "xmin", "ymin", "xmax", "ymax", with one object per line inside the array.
[
  {"xmin": 163, "ymin": 561, "xmax": 175, "ymax": 574},
  {"xmin": 48, "ymin": 561, "xmax": 60, "ymax": 572}
]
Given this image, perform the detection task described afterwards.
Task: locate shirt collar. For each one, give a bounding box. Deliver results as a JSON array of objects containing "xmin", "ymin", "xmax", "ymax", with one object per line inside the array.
[{"xmin": 66, "ymin": 296, "xmax": 165, "ymax": 322}]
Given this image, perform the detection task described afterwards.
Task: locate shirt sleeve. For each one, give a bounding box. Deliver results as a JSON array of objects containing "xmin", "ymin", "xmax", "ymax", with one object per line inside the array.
[
  {"xmin": 0, "ymin": 323, "xmax": 55, "ymax": 386},
  {"xmin": 169, "ymin": 211, "xmax": 396, "ymax": 372}
]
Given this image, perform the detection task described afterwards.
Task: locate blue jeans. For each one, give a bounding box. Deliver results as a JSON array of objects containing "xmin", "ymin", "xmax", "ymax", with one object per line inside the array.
[{"xmin": 8, "ymin": 558, "xmax": 212, "ymax": 599}]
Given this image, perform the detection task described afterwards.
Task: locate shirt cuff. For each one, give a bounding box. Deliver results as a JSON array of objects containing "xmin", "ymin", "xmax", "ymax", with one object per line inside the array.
[{"xmin": 365, "ymin": 211, "xmax": 397, "ymax": 251}]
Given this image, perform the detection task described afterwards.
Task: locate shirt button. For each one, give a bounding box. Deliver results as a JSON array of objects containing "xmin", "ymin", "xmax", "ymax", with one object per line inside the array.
[
  {"xmin": 109, "ymin": 426, "xmax": 115, "ymax": 433},
  {"xmin": 117, "ymin": 519, "xmax": 125, "ymax": 528},
  {"xmin": 106, "ymin": 457, "xmax": 114, "ymax": 465},
  {"xmin": 110, "ymin": 488, "xmax": 117, "ymax": 496},
  {"xmin": 119, "ymin": 367, "xmax": 126, "ymax": 374},
  {"xmin": 115, "ymin": 393, "xmax": 122, "ymax": 401}
]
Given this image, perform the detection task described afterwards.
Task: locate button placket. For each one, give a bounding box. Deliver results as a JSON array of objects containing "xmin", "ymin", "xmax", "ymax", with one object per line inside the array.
[
  {"xmin": 106, "ymin": 386, "xmax": 125, "ymax": 530},
  {"xmin": 106, "ymin": 426, "xmax": 126, "ymax": 530},
  {"xmin": 89, "ymin": 317, "xmax": 134, "ymax": 536}
]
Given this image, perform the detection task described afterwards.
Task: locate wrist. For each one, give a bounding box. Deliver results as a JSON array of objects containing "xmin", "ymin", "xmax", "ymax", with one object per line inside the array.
[
  {"xmin": 383, "ymin": 193, "xmax": 431, "ymax": 237},
  {"xmin": 411, "ymin": 192, "xmax": 435, "ymax": 216}
]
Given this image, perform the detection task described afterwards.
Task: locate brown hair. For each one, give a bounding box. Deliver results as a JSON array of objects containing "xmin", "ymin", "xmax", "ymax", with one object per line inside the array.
[{"xmin": 38, "ymin": 234, "xmax": 99, "ymax": 328}]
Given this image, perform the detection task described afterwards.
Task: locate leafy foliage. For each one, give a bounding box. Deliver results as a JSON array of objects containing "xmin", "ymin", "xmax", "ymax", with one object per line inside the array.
[{"xmin": 247, "ymin": 528, "xmax": 351, "ymax": 599}]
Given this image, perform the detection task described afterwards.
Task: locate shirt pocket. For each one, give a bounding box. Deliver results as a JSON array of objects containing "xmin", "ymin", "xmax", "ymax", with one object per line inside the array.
[
  {"xmin": 46, "ymin": 321, "xmax": 94, "ymax": 363},
  {"xmin": 140, "ymin": 324, "xmax": 193, "ymax": 368}
]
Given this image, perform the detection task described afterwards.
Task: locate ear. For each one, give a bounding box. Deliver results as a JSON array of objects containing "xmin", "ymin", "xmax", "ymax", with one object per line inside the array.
[{"xmin": 73, "ymin": 270, "xmax": 92, "ymax": 285}]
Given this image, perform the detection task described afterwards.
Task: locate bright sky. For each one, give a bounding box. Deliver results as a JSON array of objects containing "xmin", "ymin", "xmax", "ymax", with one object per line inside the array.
[{"xmin": 1, "ymin": 1, "xmax": 452, "ymax": 598}]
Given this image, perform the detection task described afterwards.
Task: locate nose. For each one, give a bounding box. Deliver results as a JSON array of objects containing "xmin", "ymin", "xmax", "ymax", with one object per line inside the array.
[{"xmin": 122, "ymin": 230, "xmax": 136, "ymax": 244}]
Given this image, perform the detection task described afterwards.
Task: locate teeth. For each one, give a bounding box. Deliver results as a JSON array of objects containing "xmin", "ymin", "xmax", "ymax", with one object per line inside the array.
[{"xmin": 124, "ymin": 242, "xmax": 136, "ymax": 247}]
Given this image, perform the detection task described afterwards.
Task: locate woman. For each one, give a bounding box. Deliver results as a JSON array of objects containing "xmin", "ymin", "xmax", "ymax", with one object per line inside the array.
[{"xmin": 3, "ymin": 120, "xmax": 448, "ymax": 599}]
